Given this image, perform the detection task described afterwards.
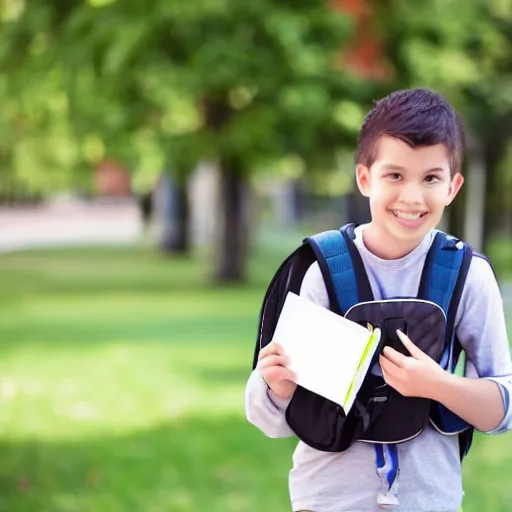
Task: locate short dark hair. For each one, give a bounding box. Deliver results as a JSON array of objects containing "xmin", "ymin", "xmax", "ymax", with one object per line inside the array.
[{"xmin": 355, "ymin": 88, "xmax": 465, "ymax": 175}]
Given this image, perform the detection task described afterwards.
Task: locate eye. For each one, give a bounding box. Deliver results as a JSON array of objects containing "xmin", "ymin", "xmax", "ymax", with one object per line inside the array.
[
  {"xmin": 425, "ymin": 175, "xmax": 441, "ymax": 183},
  {"xmin": 388, "ymin": 173, "xmax": 401, "ymax": 180}
]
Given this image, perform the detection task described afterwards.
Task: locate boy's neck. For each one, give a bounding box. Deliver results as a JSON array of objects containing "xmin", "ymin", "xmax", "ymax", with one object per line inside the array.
[{"xmin": 362, "ymin": 222, "xmax": 426, "ymax": 260}]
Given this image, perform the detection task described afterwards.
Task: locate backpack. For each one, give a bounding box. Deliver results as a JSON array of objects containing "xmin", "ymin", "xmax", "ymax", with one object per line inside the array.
[{"xmin": 253, "ymin": 223, "xmax": 475, "ymax": 460}]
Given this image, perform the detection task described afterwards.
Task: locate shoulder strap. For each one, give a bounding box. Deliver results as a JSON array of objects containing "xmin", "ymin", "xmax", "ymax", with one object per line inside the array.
[
  {"xmin": 419, "ymin": 231, "xmax": 476, "ymax": 460},
  {"xmin": 305, "ymin": 223, "xmax": 374, "ymax": 315},
  {"xmin": 252, "ymin": 223, "xmax": 374, "ymax": 370},
  {"xmin": 417, "ymin": 231, "xmax": 473, "ymax": 369}
]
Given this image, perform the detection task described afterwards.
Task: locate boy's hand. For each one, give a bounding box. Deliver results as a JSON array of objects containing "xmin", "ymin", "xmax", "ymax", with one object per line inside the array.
[
  {"xmin": 379, "ymin": 330, "xmax": 447, "ymax": 400},
  {"xmin": 257, "ymin": 342, "xmax": 297, "ymax": 399}
]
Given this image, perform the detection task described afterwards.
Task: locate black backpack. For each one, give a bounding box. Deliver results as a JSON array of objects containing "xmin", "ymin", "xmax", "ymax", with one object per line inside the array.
[{"xmin": 253, "ymin": 224, "xmax": 475, "ymax": 459}]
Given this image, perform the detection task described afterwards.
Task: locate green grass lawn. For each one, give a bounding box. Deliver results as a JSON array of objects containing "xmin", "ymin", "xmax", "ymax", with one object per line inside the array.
[{"xmin": 0, "ymin": 244, "xmax": 511, "ymax": 512}]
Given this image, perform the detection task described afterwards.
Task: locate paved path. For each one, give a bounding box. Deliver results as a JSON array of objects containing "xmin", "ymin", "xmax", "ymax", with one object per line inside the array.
[{"xmin": 0, "ymin": 200, "xmax": 143, "ymax": 253}]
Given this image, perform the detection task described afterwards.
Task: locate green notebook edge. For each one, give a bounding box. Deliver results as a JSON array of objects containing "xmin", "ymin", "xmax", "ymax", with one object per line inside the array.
[{"xmin": 343, "ymin": 328, "xmax": 382, "ymax": 411}]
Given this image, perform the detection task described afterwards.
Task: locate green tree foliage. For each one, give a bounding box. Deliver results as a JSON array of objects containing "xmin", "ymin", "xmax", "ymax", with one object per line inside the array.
[
  {"xmin": 370, "ymin": 0, "xmax": 512, "ymax": 242},
  {"xmin": 1, "ymin": 0, "xmax": 376, "ymax": 280},
  {"xmin": 0, "ymin": 1, "xmax": 86, "ymax": 197}
]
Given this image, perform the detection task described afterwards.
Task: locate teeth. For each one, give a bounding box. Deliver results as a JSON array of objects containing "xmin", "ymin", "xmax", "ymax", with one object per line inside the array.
[{"xmin": 394, "ymin": 210, "xmax": 423, "ymax": 221}]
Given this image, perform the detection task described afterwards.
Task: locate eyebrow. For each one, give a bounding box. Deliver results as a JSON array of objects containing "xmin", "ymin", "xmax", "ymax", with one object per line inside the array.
[{"xmin": 381, "ymin": 164, "xmax": 445, "ymax": 174}]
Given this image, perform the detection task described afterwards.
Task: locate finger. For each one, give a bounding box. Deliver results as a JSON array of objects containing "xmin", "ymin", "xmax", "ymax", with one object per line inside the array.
[
  {"xmin": 263, "ymin": 365, "xmax": 297, "ymax": 383},
  {"xmin": 382, "ymin": 346, "xmax": 409, "ymax": 367},
  {"xmin": 396, "ymin": 330, "xmax": 428, "ymax": 360},
  {"xmin": 257, "ymin": 354, "xmax": 290, "ymax": 370},
  {"xmin": 379, "ymin": 354, "xmax": 402, "ymax": 379},
  {"xmin": 258, "ymin": 342, "xmax": 285, "ymax": 360},
  {"xmin": 380, "ymin": 366, "xmax": 392, "ymax": 386},
  {"xmin": 379, "ymin": 362, "xmax": 394, "ymax": 387}
]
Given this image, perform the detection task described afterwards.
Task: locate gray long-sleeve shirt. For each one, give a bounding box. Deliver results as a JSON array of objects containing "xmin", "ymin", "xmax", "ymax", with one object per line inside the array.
[{"xmin": 245, "ymin": 225, "xmax": 512, "ymax": 512}]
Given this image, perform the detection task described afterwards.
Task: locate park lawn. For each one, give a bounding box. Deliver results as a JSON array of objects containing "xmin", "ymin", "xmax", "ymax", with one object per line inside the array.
[{"xmin": 0, "ymin": 245, "xmax": 510, "ymax": 512}]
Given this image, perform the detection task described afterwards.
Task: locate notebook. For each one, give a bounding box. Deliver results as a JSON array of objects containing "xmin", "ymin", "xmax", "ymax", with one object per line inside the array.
[{"xmin": 271, "ymin": 291, "xmax": 381, "ymax": 414}]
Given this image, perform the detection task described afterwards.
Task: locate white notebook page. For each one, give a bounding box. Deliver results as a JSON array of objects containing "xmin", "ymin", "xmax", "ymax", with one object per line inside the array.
[{"xmin": 271, "ymin": 291, "xmax": 373, "ymax": 408}]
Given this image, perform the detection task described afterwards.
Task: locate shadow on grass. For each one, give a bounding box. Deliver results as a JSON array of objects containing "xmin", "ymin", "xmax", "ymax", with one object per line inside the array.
[
  {"xmin": 191, "ymin": 367, "xmax": 255, "ymax": 386},
  {"xmin": 0, "ymin": 415, "xmax": 295, "ymax": 512},
  {"xmin": 0, "ymin": 316, "xmax": 258, "ymax": 346},
  {"xmin": 0, "ymin": 244, "xmax": 290, "ymax": 299}
]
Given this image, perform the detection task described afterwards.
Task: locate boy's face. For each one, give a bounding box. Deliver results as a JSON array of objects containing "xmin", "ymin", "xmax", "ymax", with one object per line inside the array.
[{"xmin": 356, "ymin": 135, "xmax": 464, "ymax": 248}]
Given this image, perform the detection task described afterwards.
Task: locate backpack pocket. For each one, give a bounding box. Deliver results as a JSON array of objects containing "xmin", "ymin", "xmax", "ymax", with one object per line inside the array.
[{"xmin": 285, "ymin": 385, "xmax": 348, "ymax": 452}]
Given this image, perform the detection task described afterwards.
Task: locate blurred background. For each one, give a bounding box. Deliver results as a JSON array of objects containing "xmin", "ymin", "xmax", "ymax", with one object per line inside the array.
[{"xmin": 0, "ymin": 0, "xmax": 511, "ymax": 511}]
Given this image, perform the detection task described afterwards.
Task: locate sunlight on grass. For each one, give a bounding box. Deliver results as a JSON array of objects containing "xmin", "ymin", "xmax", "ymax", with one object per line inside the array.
[{"xmin": 0, "ymin": 338, "xmax": 252, "ymax": 442}]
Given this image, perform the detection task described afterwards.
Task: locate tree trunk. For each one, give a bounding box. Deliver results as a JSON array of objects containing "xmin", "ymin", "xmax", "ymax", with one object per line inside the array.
[
  {"xmin": 167, "ymin": 181, "xmax": 190, "ymax": 253},
  {"xmin": 346, "ymin": 182, "xmax": 371, "ymax": 225},
  {"xmin": 461, "ymin": 144, "xmax": 485, "ymax": 251},
  {"xmin": 154, "ymin": 173, "xmax": 190, "ymax": 255},
  {"xmin": 214, "ymin": 159, "xmax": 248, "ymax": 283},
  {"xmin": 482, "ymin": 116, "xmax": 511, "ymax": 253}
]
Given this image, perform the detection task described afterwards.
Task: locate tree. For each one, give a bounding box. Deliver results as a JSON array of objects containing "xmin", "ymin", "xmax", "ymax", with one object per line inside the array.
[
  {"xmin": 2, "ymin": 0, "xmax": 379, "ymax": 281},
  {"xmin": 0, "ymin": 1, "xmax": 89, "ymax": 200},
  {"xmin": 368, "ymin": 0, "xmax": 512, "ymax": 251}
]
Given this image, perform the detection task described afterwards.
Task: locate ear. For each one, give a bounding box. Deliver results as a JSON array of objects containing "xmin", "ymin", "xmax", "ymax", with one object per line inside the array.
[
  {"xmin": 356, "ymin": 164, "xmax": 371, "ymax": 197},
  {"xmin": 446, "ymin": 172, "xmax": 464, "ymax": 205}
]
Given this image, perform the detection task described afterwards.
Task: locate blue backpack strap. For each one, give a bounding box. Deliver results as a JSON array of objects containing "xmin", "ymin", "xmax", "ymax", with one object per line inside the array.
[
  {"xmin": 305, "ymin": 223, "xmax": 374, "ymax": 315},
  {"xmin": 419, "ymin": 231, "xmax": 475, "ymax": 455},
  {"xmin": 417, "ymin": 231, "xmax": 473, "ymax": 370}
]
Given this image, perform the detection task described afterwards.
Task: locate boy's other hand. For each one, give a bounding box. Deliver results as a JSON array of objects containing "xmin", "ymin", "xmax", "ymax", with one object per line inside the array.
[
  {"xmin": 257, "ymin": 342, "xmax": 297, "ymax": 399},
  {"xmin": 379, "ymin": 329, "xmax": 447, "ymax": 399}
]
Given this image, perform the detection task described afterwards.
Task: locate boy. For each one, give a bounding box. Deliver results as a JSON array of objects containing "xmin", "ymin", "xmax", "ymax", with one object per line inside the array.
[{"xmin": 245, "ymin": 88, "xmax": 512, "ymax": 512}]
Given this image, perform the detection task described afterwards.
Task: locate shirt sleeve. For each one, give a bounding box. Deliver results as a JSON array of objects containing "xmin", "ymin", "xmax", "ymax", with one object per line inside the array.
[
  {"xmin": 455, "ymin": 255, "xmax": 512, "ymax": 434},
  {"xmin": 244, "ymin": 261, "xmax": 330, "ymax": 438}
]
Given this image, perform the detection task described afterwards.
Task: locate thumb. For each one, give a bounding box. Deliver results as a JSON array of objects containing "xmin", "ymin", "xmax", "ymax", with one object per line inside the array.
[{"xmin": 396, "ymin": 329, "xmax": 429, "ymax": 360}]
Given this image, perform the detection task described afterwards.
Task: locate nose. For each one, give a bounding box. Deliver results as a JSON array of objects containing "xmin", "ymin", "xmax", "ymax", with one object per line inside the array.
[{"xmin": 398, "ymin": 181, "xmax": 424, "ymax": 205}]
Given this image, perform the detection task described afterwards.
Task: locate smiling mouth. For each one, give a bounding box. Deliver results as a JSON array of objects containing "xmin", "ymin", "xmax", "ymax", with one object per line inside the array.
[{"xmin": 390, "ymin": 210, "xmax": 428, "ymax": 221}]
